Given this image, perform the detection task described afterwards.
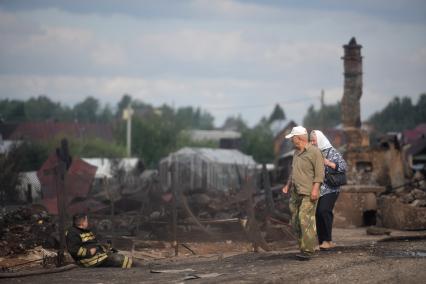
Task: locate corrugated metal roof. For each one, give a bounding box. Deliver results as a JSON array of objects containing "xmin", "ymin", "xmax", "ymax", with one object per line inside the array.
[
  {"xmin": 171, "ymin": 147, "xmax": 256, "ymax": 165},
  {"xmin": 37, "ymin": 154, "xmax": 97, "ymax": 214},
  {"xmin": 82, "ymin": 158, "xmax": 140, "ymax": 178},
  {"xmin": 186, "ymin": 130, "xmax": 241, "ymax": 142}
]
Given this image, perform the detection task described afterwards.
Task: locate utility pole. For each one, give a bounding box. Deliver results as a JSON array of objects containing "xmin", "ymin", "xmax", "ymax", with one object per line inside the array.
[{"xmin": 122, "ymin": 104, "xmax": 134, "ymax": 157}]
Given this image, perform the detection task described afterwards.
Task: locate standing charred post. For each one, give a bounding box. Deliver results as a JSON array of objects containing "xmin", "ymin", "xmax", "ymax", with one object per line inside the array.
[{"xmin": 55, "ymin": 138, "xmax": 72, "ymax": 266}]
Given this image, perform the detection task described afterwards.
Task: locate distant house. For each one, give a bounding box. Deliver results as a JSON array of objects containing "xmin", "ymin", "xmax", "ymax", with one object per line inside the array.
[
  {"xmin": 406, "ymin": 139, "xmax": 426, "ymax": 171},
  {"xmin": 272, "ymin": 120, "xmax": 297, "ymax": 159},
  {"xmin": 403, "ymin": 123, "xmax": 426, "ymax": 145},
  {"xmin": 270, "ymin": 119, "xmax": 288, "ymax": 138},
  {"xmin": 7, "ymin": 121, "xmax": 113, "ymax": 142},
  {"xmin": 159, "ymin": 147, "xmax": 257, "ymax": 193},
  {"xmin": 184, "ymin": 129, "xmax": 242, "ymax": 149}
]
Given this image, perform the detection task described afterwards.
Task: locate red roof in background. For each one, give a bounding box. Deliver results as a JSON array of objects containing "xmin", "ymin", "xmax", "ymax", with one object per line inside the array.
[
  {"xmin": 37, "ymin": 154, "xmax": 98, "ymax": 215},
  {"xmin": 403, "ymin": 124, "xmax": 426, "ymax": 145},
  {"xmin": 415, "ymin": 123, "xmax": 426, "ymax": 133},
  {"xmin": 9, "ymin": 121, "xmax": 113, "ymax": 141}
]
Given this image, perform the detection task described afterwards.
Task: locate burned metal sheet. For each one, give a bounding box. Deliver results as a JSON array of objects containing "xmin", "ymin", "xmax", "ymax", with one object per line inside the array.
[{"xmin": 37, "ymin": 154, "xmax": 97, "ymax": 214}]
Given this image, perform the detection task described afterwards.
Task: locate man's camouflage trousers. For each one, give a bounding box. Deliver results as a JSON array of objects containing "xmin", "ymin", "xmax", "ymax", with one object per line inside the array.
[{"xmin": 289, "ymin": 189, "xmax": 318, "ymax": 253}]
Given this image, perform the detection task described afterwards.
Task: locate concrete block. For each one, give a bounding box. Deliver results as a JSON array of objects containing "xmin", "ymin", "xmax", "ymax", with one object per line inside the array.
[{"xmin": 378, "ymin": 196, "xmax": 426, "ymax": 230}]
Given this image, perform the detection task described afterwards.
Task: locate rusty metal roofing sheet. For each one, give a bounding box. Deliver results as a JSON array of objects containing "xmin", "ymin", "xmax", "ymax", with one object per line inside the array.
[{"xmin": 37, "ymin": 154, "xmax": 97, "ymax": 214}]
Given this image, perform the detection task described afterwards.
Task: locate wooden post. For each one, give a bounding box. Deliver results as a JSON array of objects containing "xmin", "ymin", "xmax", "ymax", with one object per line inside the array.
[
  {"xmin": 55, "ymin": 138, "xmax": 71, "ymax": 267},
  {"xmin": 262, "ymin": 164, "xmax": 274, "ymax": 215},
  {"xmin": 171, "ymin": 156, "xmax": 178, "ymax": 256},
  {"xmin": 104, "ymin": 177, "xmax": 115, "ymax": 245},
  {"xmin": 27, "ymin": 184, "xmax": 33, "ymax": 203},
  {"xmin": 243, "ymin": 174, "xmax": 270, "ymax": 253}
]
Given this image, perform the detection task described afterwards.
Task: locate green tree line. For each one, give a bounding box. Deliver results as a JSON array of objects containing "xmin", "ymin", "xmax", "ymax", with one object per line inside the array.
[
  {"xmin": 0, "ymin": 95, "xmax": 280, "ymax": 168},
  {"xmin": 3, "ymin": 92, "xmax": 423, "ymax": 172},
  {"xmin": 302, "ymin": 93, "xmax": 426, "ymax": 134}
]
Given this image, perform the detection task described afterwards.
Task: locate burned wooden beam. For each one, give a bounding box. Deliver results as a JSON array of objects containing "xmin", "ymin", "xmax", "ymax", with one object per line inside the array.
[{"xmin": 54, "ymin": 138, "xmax": 71, "ymax": 267}]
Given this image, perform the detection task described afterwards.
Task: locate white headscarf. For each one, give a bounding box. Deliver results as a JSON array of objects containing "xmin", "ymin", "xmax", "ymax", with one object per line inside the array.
[{"xmin": 312, "ymin": 130, "xmax": 333, "ymax": 151}]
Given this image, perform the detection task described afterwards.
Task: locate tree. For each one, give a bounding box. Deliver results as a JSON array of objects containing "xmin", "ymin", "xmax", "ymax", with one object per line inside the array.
[
  {"xmin": 175, "ymin": 131, "xmax": 218, "ymax": 149},
  {"xmin": 99, "ymin": 104, "xmax": 114, "ymax": 123},
  {"xmin": 368, "ymin": 96, "xmax": 425, "ymax": 133},
  {"xmin": 17, "ymin": 142, "xmax": 49, "ymax": 171},
  {"xmin": 130, "ymin": 115, "xmax": 180, "ymax": 167},
  {"xmin": 116, "ymin": 94, "xmax": 132, "ymax": 118},
  {"xmin": 0, "ymin": 144, "xmax": 25, "ymax": 204},
  {"xmin": 415, "ymin": 93, "xmax": 426, "ymax": 123},
  {"xmin": 35, "ymin": 135, "xmax": 125, "ymax": 159},
  {"xmin": 0, "ymin": 99, "xmax": 26, "ymax": 122},
  {"xmin": 268, "ymin": 104, "xmax": 286, "ymax": 123},
  {"xmin": 24, "ymin": 96, "xmax": 62, "ymax": 121},
  {"xmin": 241, "ymin": 118, "xmax": 274, "ymax": 164},
  {"xmin": 175, "ymin": 106, "xmax": 214, "ymax": 130},
  {"xmin": 73, "ymin": 96, "xmax": 100, "ymax": 123},
  {"xmin": 303, "ymin": 102, "xmax": 341, "ymax": 129},
  {"xmin": 196, "ymin": 109, "xmax": 215, "ymax": 130},
  {"xmin": 222, "ymin": 115, "xmax": 248, "ymax": 132}
]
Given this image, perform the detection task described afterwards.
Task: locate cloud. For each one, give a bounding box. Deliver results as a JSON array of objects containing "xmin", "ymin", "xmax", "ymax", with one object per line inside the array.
[
  {"xmin": 0, "ymin": 10, "xmax": 42, "ymax": 35},
  {"xmin": 2, "ymin": 0, "xmax": 425, "ymax": 24},
  {"xmin": 0, "ymin": 0, "xmax": 282, "ymax": 21},
  {"xmin": 137, "ymin": 29, "xmax": 245, "ymax": 63},
  {"xmin": 91, "ymin": 43, "xmax": 128, "ymax": 66},
  {"xmin": 262, "ymin": 42, "xmax": 341, "ymax": 68},
  {"xmin": 409, "ymin": 47, "xmax": 426, "ymax": 65},
  {"xmin": 0, "ymin": 1, "xmax": 425, "ymax": 127}
]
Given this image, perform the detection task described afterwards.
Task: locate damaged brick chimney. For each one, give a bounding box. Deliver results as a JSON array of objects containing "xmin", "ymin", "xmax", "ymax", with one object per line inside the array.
[
  {"xmin": 341, "ymin": 37, "xmax": 369, "ymax": 150},
  {"xmin": 333, "ymin": 38, "xmax": 386, "ymax": 228},
  {"xmin": 342, "ymin": 37, "xmax": 362, "ymax": 129}
]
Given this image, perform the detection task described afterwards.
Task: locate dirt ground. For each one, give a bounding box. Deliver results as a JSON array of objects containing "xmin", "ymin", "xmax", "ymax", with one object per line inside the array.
[{"xmin": 2, "ymin": 228, "xmax": 426, "ymax": 284}]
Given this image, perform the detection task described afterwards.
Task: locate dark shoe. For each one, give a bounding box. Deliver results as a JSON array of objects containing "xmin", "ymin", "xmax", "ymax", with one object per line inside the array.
[
  {"xmin": 295, "ymin": 252, "xmax": 312, "ymax": 261},
  {"xmin": 132, "ymin": 259, "xmax": 144, "ymax": 267}
]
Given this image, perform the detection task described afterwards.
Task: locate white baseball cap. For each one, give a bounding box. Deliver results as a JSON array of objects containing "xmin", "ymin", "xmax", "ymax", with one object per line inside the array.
[{"xmin": 285, "ymin": 126, "xmax": 308, "ymax": 139}]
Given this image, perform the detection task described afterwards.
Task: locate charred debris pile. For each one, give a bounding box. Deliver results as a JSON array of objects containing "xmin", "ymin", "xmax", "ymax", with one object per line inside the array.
[{"xmin": 0, "ymin": 207, "xmax": 56, "ymax": 257}]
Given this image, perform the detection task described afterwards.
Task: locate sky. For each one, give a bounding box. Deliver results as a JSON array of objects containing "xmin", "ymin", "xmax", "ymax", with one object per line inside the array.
[{"xmin": 0, "ymin": 0, "xmax": 425, "ymax": 127}]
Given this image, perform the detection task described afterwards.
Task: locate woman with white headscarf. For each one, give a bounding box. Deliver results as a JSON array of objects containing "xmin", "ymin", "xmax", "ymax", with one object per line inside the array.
[{"xmin": 310, "ymin": 130, "xmax": 347, "ymax": 250}]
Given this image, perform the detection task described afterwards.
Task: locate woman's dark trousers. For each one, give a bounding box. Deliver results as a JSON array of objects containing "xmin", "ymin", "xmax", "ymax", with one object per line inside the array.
[{"xmin": 316, "ymin": 192, "xmax": 339, "ymax": 244}]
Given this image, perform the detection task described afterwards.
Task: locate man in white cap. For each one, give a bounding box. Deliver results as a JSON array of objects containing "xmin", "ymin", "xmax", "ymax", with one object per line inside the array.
[{"xmin": 282, "ymin": 126, "xmax": 324, "ymax": 260}]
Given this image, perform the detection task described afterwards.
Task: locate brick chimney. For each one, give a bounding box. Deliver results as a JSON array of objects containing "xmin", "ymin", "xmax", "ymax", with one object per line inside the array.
[
  {"xmin": 341, "ymin": 37, "xmax": 369, "ymax": 149},
  {"xmin": 341, "ymin": 37, "xmax": 363, "ymax": 128}
]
